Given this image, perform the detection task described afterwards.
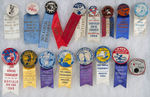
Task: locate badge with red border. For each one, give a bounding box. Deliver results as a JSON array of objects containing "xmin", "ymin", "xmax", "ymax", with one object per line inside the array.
[
  {"xmin": 2, "ymin": 48, "xmax": 19, "ymax": 65},
  {"xmin": 102, "ymin": 6, "xmax": 114, "ymax": 18},
  {"xmin": 128, "ymin": 58, "xmax": 146, "ymax": 75},
  {"xmin": 112, "ymin": 47, "xmax": 130, "ymax": 64}
]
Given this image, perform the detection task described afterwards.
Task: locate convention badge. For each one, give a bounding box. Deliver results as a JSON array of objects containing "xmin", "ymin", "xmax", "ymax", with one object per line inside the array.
[
  {"xmin": 116, "ymin": 4, "xmax": 130, "ymax": 39},
  {"xmin": 134, "ymin": 2, "xmax": 149, "ymax": 36},
  {"xmin": 76, "ymin": 47, "xmax": 94, "ymax": 86},
  {"xmin": 112, "ymin": 47, "xmax": 130, "ymax": 88},
  {"xmin": 39, "ymin": 51, "xmax": 55, "ymax": 88},
  {"xmin": 4, "ymin": 4, "xmax": 20, "ymax": 39},
  {"xmin": 87, "ymin": 6, "xmax": 101, "ymax": 42},
  {"xmin": 101, "ymin": 6, "xmax": 114, "ymax": 37},
  {"xmin": 2, "ymin": 48, "xmax": 19, "ymax": 95},
  {"xmin": 24, "ymin": 2, "xmax": 40, "ymax": 44},
  {"xmin": 128, "ymin": 58, "xmax": 146, "ymax": 76},
  {"xmin": 95, "ymin": 46, "xmax": 111, "ymax": 85},
  {"xmin": 58, "ymin": 50, "xmax": 75, "ymax": 88},
  {"xmin": 39, "ymin": 1, "xmax": 57, "ymax": 48},
  {"xmin": 21, "ymin": 50, "xmax": 37, "ymax": 88}
]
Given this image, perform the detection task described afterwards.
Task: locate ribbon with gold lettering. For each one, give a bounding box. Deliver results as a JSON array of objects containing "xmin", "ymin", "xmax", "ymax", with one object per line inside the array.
[
  {"xmin": 21, "ymin": 50, "xmax": 37, "ymax": 88},
  {"xmin": 58, "ymin": 50, "xmax": 75, "ymax": 88}
]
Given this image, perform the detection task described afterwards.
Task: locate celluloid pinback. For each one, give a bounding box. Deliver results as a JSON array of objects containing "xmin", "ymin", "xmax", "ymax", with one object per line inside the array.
[
  {"xmin": 26, "ymin": 2, "xmax": 39, "ymax": 15},
  {"xmin": 45, "ymin": 1, "xmax": 57, "ymax": 14},
  {"xmin": 6, "ymin": 4, "xmax": 19, "ymax": 17}
]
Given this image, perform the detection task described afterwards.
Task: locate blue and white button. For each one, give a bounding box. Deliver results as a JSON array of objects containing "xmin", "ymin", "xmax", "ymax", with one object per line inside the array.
[{"xmin": 73, "ymin": 2, "xmax": 86, "ymax": 15}]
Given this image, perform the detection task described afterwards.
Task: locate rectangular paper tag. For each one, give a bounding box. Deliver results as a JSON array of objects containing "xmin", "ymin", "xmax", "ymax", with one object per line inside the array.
[{"xmin": 4, "ymin": 15, "xmax": 20, "ymax": 39}]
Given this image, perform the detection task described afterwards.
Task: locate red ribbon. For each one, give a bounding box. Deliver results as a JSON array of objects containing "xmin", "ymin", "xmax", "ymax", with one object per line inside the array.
[
  {"xmin": 102, "ymin": 17, "xmax": 106, "ymax": 37},
  {"xmin": 52, "ymin": 12, "xmax": 81, "ymax": 48}
]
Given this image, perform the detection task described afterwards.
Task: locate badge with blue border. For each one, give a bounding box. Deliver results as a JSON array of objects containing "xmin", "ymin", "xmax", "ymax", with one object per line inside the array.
[
  {"xmin": 77, "ymin": 47, "xmax": 94, "ymax": 65},
  {"xmin": 112, "ymin": 47, "xmax": 130, "ymax": 65},
  {"xmin": 95, "ymin": 46, "xmax": 111, "ymax": 63},
  {"xmin": 2, "ymin": 48, "xmax": 19, "ymax": 65},
  {"xmin": 58, "ymin": 50, "xmax": 75, "ymax": 67},
  {"xmin": 21, "ymin": 50, "xmax": 38, "ymax": 68},
  {"xmin": 73, "ymin": 2, "xmax": 86, "ymax": 15},
  {"xmin": 89, "ymin": 6, "xmax": 99, "ymax": 16},
  {"xmin": 134, "ymin": 2, "xmax": 149, "ymax": 17},
  {"xmin": 39, "ymin": 51, "xmax": 55, "ymax": 69}
]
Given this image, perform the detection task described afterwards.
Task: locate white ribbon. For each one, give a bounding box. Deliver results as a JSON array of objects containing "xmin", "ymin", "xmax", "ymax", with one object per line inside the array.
[{"xmin": 106, "ymin": 18, "xmax": 110, "ymax": 37}]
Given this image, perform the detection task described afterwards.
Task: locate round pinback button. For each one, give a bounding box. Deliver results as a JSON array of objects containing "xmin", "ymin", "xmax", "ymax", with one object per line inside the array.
[
  {"xmin": 102, "ymin": 6, "xmax": 114, "ymax": 18},
  {"xmin": 128, "ymin": 58, "xmax": 146, "ymax": 75},
  {"xmin": 39, "ymin": 51, "xmax": 55, "ymax": 69},
  {"xmin": 26, "ymin": 2, "xmax": 39, "ymax": 15},
  {"xmin": 58, "ymin": 50, "xmax": 75, "ymax": 67},
  {"xmin": 2, "ymin": 48, "xmax": 19, "ymax": 65},
  {"xmin": 73, "ymin": 2, "xmax": 86, "ymax": 15},
  {"xmin": 21, "ymin": 50, "xmax": 38, "ymax": 68},
  {"xmin": 118, "ymin": 4, "xmax": 130, "ymax": 16},
  {"xmin": 88, "ymin": 6, "xmax": 99, "ymax": 16},
  {"xmin": 45, "ymin": 1, "xmax": 57, "ymax": 14},
  {"xmin": 134, "ymin": 2, "xmax": 149, "ymax": 17},
  {"xmin": 6, "ymin": 4, "xmax": 19, "ymax": 17},
  {"xmin": 95, "ymin": 46, "xmax": 111, "ymax": 63},
  {"xmin": 76, "ymin": 47, "xmax": 94, "ymax": 65},
  {"xmin": 112, "ymin": 47, "xmax": 130, "ymax": 65}
]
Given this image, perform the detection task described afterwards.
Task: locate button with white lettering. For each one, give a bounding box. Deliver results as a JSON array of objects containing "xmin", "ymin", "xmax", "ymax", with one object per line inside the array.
[
  {"xmin": 6, "ymin": 4, "xmax": 19, "ymax": 17},
  {"xmin": 76, "ymin": 47, "xmax": 94, "ymax": 65},
  {"xmin": 39, "ymin": 51, "xmax": 55, "ymax": 69},
  {"xmin": 45, "ymin": 1, "xmax": 57, "ymax": 14},
  {"xmin": 134, "ymin": 2, "xmax": 149, "ymax": 17},
  {"xmin": 21, "ymin": 50, "xmax": 38, "ymax": 68},
  {"xmin": 26, "ymin": 2, "xmax": 39, "ymax": 15},
  {"xmin": 128, "ymin": 58, "xmax": 146, "ymax": 75},
  {"xmin": 118, "ymin": 4, "xmax": 130, "ymax": 16},
  {"xmin": 88, "ymin": 6, "xmax": 99, "ymax": 16},
  {"xmin": 112, "ymin": 47, "xmax": 130, "ymax": 64},
  {"xmin": 2, "ymin": 48, "xmax": 19, "ymax": 65},
  {"xmin": 58, "ymin": 50, "xmax": 75, "ymax": 67},
  {"xmin": 73, "ymin": 2, "xmax": 86, "ymax": 15},
  {"xmin": 102, "ymin": 6, "xmax": 114, "ymax": 18}
]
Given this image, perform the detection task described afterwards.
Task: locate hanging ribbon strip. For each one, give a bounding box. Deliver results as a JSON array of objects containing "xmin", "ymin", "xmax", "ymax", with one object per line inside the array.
[
  {"xmin": 80, "ymin": 63, "xmax": 93, "ymax": 86},
  {"xmin": 2, "ymin": 64, "xmax": 19, "ymax": 95},
  {"xmin": 114, "ymin": 63, "xmax": 128, "ymax": 88},
  {"xmin": 24, "ymin": 14, "xmax": 40, "ymax": 44}
]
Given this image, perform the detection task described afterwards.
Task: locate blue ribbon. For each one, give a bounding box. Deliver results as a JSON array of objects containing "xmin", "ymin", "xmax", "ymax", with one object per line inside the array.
[
  {"xmin": 38, "ymin": 13, "xmax": 53, "ymax": 48},
  {"xmin": 114, "ymin": 63, "xmax": 127, "ymax": 88},
  {"xmin": 110, "ymin": 17, "xmax": 114, "ymax": 37},
  {"xmin": 116, "ymin": 15, "xmax": 130, "ymax": 39},
  {"xmin": 24, "ymin": 14, "xmax": 40, "ymax": 44}
]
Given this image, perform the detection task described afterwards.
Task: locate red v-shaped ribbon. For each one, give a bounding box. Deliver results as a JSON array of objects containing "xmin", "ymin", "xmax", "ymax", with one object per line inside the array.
[{"xmin": 52, "ymin": 12, "xmax": 81, "ymax": 49}]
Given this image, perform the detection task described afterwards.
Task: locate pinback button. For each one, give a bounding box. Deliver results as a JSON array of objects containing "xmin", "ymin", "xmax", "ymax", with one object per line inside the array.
[
  {"xmin": 26, "ymin": 2, "xmax": 39, "ymax": 15},
  {"xmin": 2, "ymin": 48, "xmax": 19, "ymax": 65},
  {"xmin": 76, "ymin": 47, "xmax": 94, "ymax": 65},
  {"xmin": 21, "ymin": 50, "xmax": 38, "ymax": 68},
  {"xmin": 128, "ymin": 58, "xmax": 146, "ymax": 75},
  {"xmin": 102, "ymin": 6, "xmax": 114, "ymax": 18},
  {"xmin": 6, "ymin": 4, "xmax": 19, "ymax": 17},
  {"xmin": 39, "ymin": 51, "xmax": 55, "ymax": 69},
  {"xmin": 73, "ymin": 2, "xmax": 86, "ymax": 15},
  {"xmin": 88, "ymin": 6, "xmax": 99, "ymax": 16},
  {"xmin": 45, "ymin": 1, "xmax": 57, "ymax": 14},
  {"xmin": 134, "ymin": 2, "xmax": 149, "ymax": 17},
  {"xmin": 118, "ymin": 4, "xmax": 130, "ymax": 16}
]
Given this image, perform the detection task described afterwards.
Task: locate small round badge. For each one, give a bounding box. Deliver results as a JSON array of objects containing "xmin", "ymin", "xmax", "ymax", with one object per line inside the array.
[
  {"xmin": 73, "ymin": 2, "xmax": 86, "ymax": 15},
  {"xmin": 2, "ymin": 48, "xmax": 19, "ymax": 65},
  {"xmin": 88, "ymin": 6, "xmax": 99, "ymax": 16},
  {"xmin": 45, "ymin": 1, "xmax": 57, "ymax": 14},
  {"xmin": 134, "ymin": 2, "xmax": 149, "ymax": 17},
  {"xmin": 95, "ymin": 46, "xmax": 111, "ymax": 63},
  {"xmin": 112, "ymin": 47, "xmax": 130, "ymax": 64},
  {"xmin": 118, "ymin": 4, "xmax": 130, "ymax": 16},
  {"xmin": 76, "ymin": 47, "xmax": 94, "ymax": 65},
  {"xmin": 102, "ymin": 6, "xmax": 114, "ymax": 18},
  {"xmin": 39, "ymin": 51, "xmax": 55, "ymax": 69},
  {"xmin": 21, "ymin": 50, "xmax": 37, "ymax": 68},
  {"xmin": 26, "ymin": 2, "xmax": 39, "ymax": 15},
  {"xmin": 6, "ymin": 4, "xmax": 19, "ymax": 17},
  {"xmin": 128, "ymin": 58, "xmax": 146, "ymax": 75},
  {"xmin": 58, "ymin": 50, "xmax": 75, "ymax": 67}
]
